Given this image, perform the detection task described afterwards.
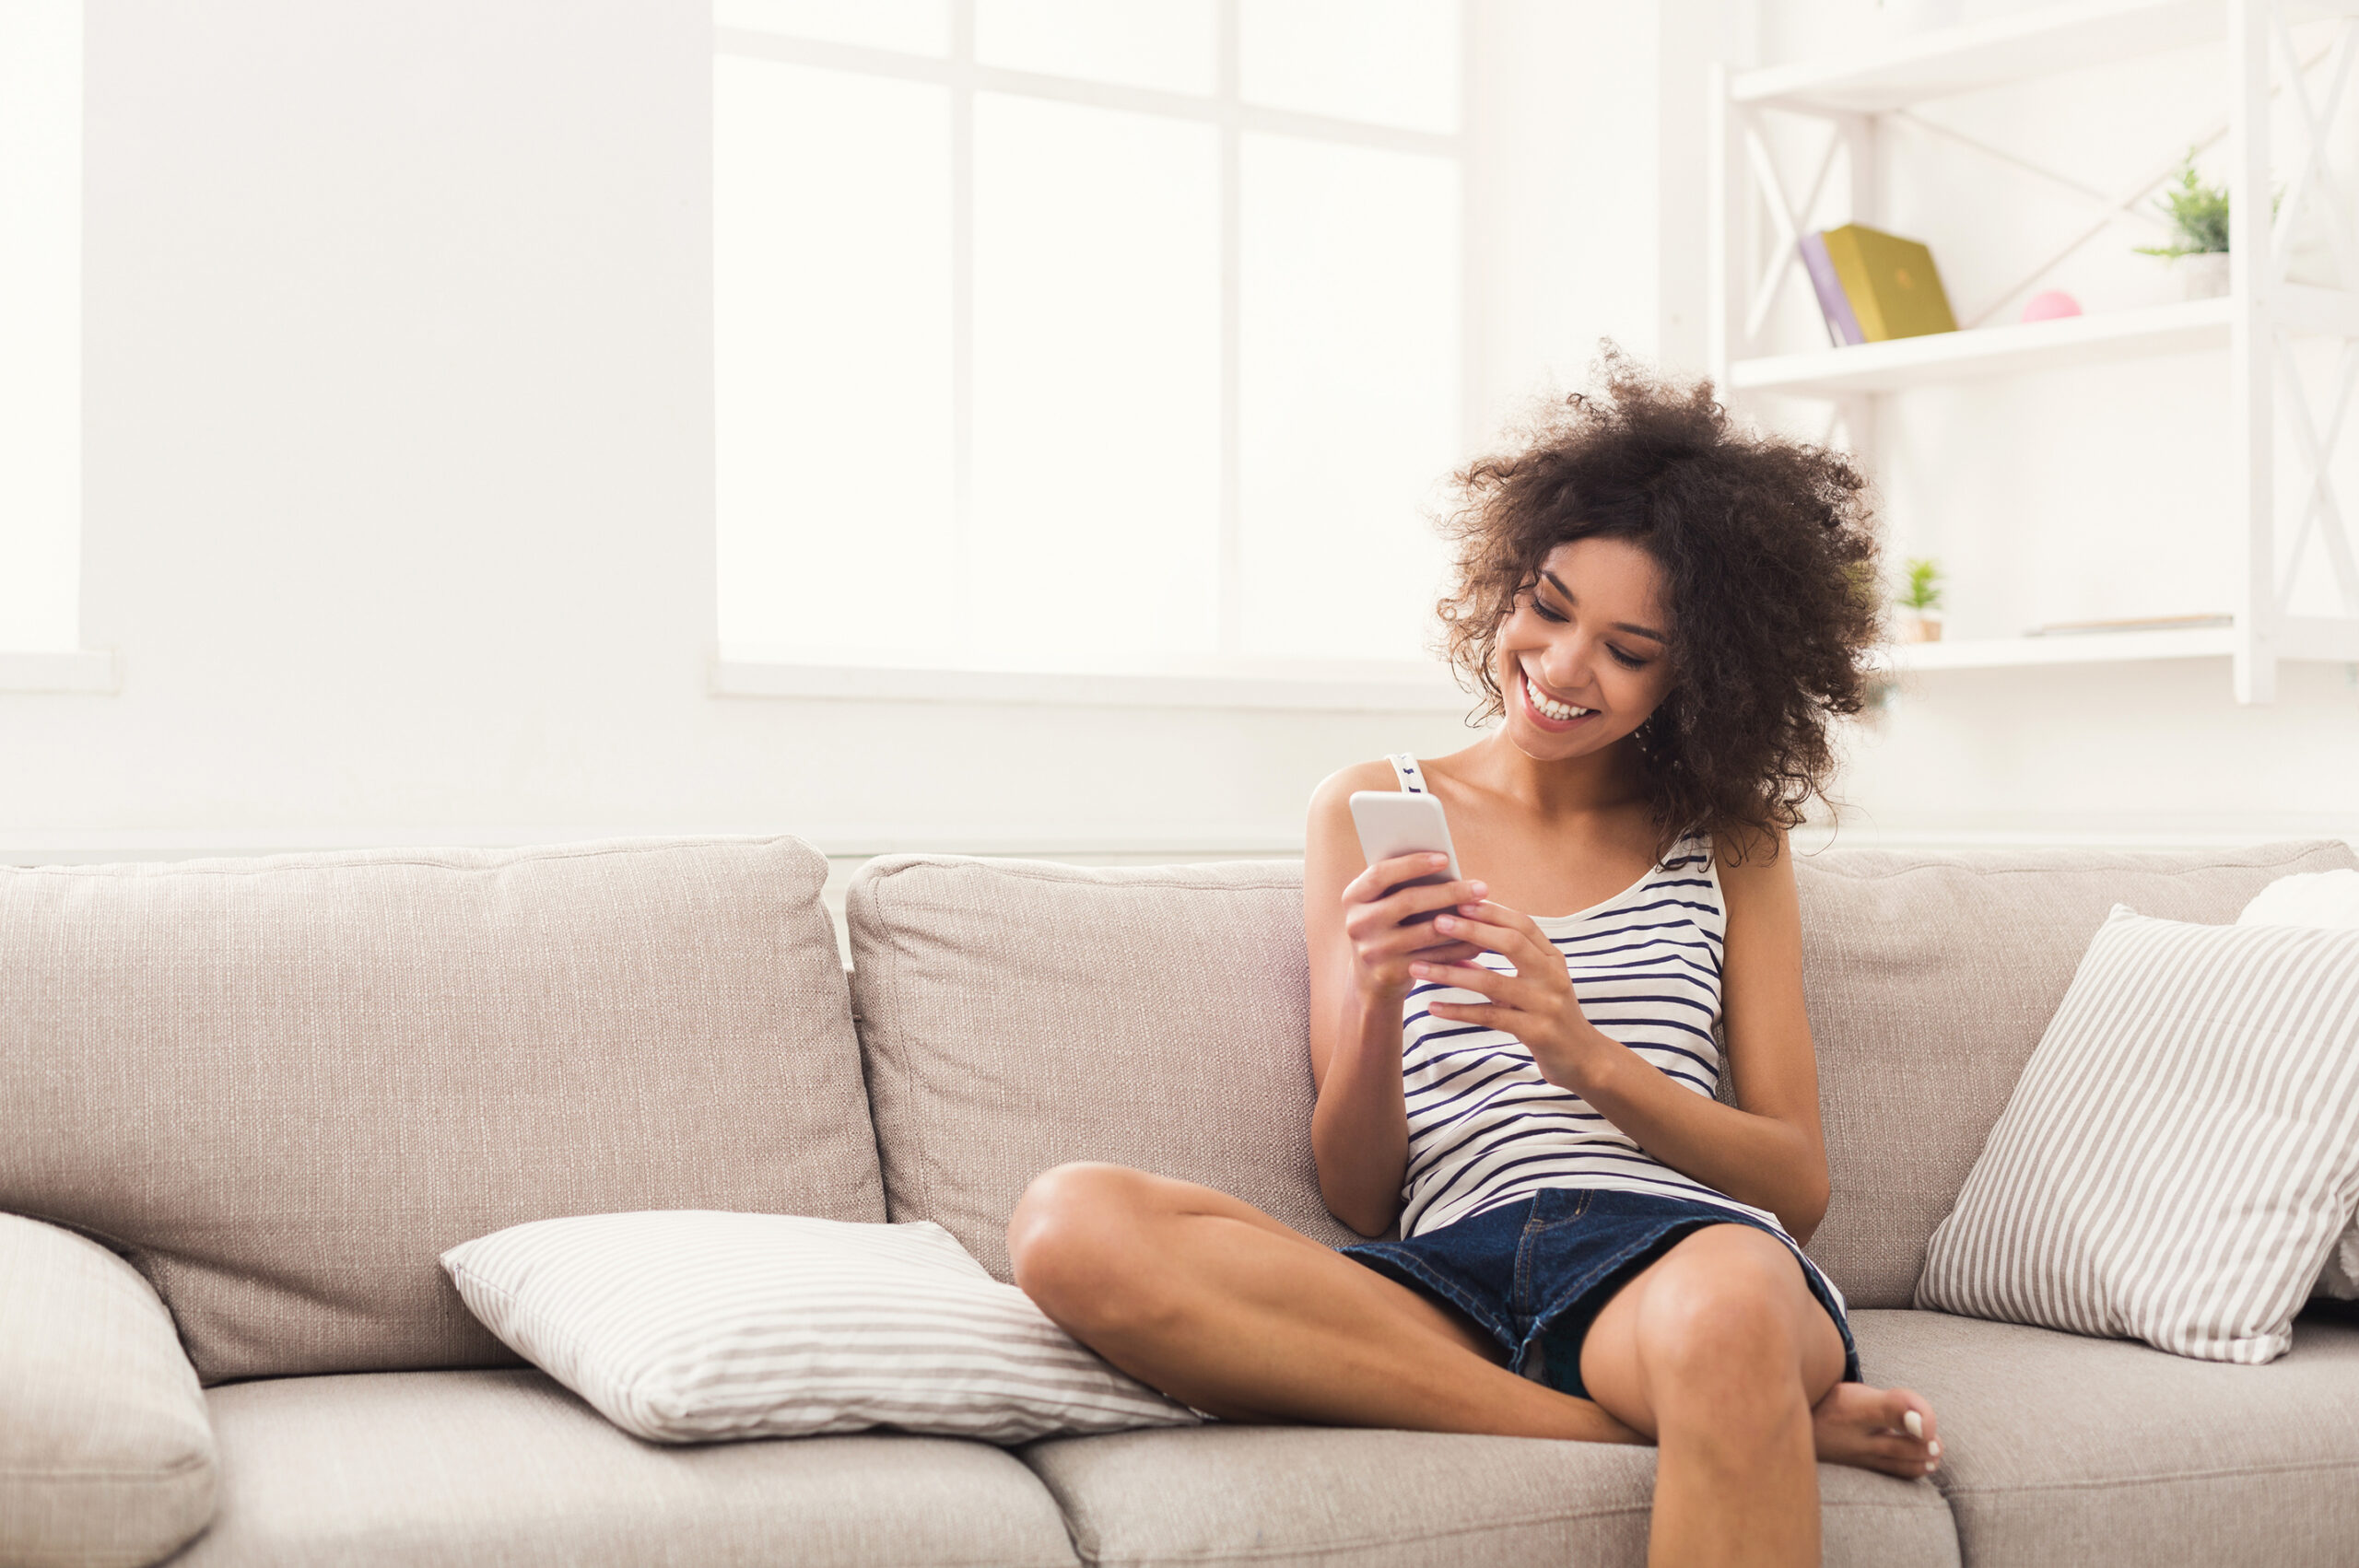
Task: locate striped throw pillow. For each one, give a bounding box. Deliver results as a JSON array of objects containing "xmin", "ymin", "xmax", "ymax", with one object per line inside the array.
[
  {"xmin": 441, "ymin": 1211, "xmax": 1201, "ymax": 1444},
  {"xmin": 1916, "ymin": 907, "xmax": 2359, "ymax": 1363}
]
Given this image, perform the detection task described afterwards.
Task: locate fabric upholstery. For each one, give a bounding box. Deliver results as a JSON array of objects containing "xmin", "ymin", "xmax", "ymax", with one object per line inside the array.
[
  {"xmin": 176, "ymin": 1368, "xmax": 1080, "ymax": 1568},
  {"xmin": 0, "ymin": 1215, "xmax": 216, "ymax": 1568},
  {"xmin": 1851, "ymin": 1305, "xmax": 2359, "ymax": 1568},
  {"xmin": 0, "ymin": 836, "xmax": 884, "ymax": 1384},
  {"xmin": 847, "ymin": 856, "xmax": 1357, "ymax": 1278},
  {"xmin": 1916, "ymin": 910, "xmax": 2359, "ymax": 1361},
  {"xmin": 1791, "ymin": 840, "xmax": 2359, "ymax": 1308},
  {"xmin": 441, "ymin": 1211, "xmax": 1196, "ymax": 1444},
  {"xmin": 1018, "ymin": 1423, "xmax": 1958, "ymax": 1568}
]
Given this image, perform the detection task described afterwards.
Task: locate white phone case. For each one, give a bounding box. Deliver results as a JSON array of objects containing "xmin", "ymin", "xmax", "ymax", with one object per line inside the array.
[{"xmin": 1347, "ymin": 790, "xmax": 1463, "ymax": 884}]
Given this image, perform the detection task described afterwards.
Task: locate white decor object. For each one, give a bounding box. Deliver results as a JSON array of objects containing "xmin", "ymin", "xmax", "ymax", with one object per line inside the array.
[
  {"xmin": 2175, "ymin": 252, "xmax": 2231, "ymax": 299},
  {"xmin": 440, "ymin": 1211, "xmax": 1201, "ymax": 1445},
  {"xmin": 1917, "ymin": 907, "xmax": 2359, "ymax": 1361},
  {"xmin": 2241, "ymin": 869, "xmax": 2359, "ymax": 1298}
]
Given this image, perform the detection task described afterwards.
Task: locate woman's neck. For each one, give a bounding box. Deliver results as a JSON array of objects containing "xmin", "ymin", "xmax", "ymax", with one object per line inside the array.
[{"xmin": 1452, "ymin": 730, "xmax": 1649, "ymax": 822}]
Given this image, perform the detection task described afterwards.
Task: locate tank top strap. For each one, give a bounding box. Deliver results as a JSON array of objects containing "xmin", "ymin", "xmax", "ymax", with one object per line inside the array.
[{"xmin": 1387, "ymin": 754, "xmax": 1430, "ymax": 794}]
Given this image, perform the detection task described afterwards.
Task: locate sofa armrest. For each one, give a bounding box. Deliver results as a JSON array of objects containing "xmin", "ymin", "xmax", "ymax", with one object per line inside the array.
[{"xmin": 0, "ymin": 1214, "xmax": 216, "ymax": 1568}]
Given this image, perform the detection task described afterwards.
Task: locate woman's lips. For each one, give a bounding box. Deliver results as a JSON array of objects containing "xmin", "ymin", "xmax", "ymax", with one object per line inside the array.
[{"xmin": 1518, "ymin": 668, "xmax": 1598, "ymax": 733}]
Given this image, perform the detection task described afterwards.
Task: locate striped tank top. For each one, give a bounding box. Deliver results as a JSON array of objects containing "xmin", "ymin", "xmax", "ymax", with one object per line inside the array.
[{"xmin": 1387, "ymin": 754, "xmax": 1797, "ymax": 1246}]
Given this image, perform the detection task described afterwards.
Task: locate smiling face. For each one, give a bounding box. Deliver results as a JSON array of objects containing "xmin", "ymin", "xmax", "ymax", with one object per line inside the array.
[{"xmin": 1492, "ymin": 536, "xmax": 1678, "ymax": 762}]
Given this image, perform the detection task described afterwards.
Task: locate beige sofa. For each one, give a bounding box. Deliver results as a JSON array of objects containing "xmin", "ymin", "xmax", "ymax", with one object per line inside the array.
[{"xmin": 5, "ymin": 833, "xmax": 2357, "ymax": 1568}]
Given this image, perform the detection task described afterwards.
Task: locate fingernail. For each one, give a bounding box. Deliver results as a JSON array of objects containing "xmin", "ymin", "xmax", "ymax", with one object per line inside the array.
[
  {"xmin": 1434, "ymin": 916, "xmax": 1455, "ymax": 930},
  {"xmin": 1426, "ymin": 854, "xmax": 1449, "ymax": 866},
  {"xmin": 1903, "ymin": 1410, "xmax": 1924, "ymax": 1439},
  {"xmin": 1469, "ymin": 881, "xmax": 1486, "ymax": 894},
  {"xmin": 1409, "ymin": 964, "xmax": 1428, "ymax": 977}
]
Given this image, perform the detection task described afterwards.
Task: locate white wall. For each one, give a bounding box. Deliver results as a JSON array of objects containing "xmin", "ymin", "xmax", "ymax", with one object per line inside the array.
[
  {"xmin": 6, "ymin": 0, "xmax": 2351, "ymax": 866},
  {"xmin": 10, "ymin": 0, "xmax": 1520, "ymax": 863}
]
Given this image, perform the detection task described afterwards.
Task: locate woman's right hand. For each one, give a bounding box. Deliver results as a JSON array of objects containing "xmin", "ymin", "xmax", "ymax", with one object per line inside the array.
[{"xmin": 1341, "ymin": 854, "xmax": 1488, "ymax": 1004}]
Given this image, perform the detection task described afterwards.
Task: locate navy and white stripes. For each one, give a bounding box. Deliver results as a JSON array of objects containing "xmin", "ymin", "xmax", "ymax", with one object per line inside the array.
[{"xmin": 1396, "ymin": 830, "xmax": 1776, "ymax": 1239}]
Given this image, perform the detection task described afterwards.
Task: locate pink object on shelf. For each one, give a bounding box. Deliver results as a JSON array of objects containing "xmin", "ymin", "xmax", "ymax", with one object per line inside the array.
[{"xmin": 2020, "ymin": 289, "xmax": 2083, "ymax": 322}]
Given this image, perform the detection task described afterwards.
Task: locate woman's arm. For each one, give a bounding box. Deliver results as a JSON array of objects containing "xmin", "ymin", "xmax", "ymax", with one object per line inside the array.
[
  {"xmin": 1411, "ymin": 830, "xmax": 1832, "ymax": 1242},
  {"xmin": 1303, "ymin": 766, "xmax": 1485, "ymax": 1237}
]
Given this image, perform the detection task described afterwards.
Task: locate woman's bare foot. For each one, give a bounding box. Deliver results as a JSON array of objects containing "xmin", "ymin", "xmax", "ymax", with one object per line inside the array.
[{"xmin": 1811, "ymin": 1381, "xmax": 1940, "ymax": 1479}]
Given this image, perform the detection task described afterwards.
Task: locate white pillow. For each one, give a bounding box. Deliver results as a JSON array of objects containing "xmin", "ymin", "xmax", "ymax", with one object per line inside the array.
[
  {"xmin": 1917, "ymin": 907, "xmax": 2359, "ymax": 1362},
  {"xmin": 440, "ymin": 1211, "xmax": 1201, "ymax": 1444},
  {"xmin": 2240, "ymin": 868, "xmax": 2359, "ymax": 1299}
]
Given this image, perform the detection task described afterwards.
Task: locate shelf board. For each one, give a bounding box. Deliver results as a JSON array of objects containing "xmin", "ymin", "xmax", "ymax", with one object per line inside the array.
[
  {"xmin": 1730, "ymin": 297, "xmax": 2233, "ymax": 396},
  {"xmin": 1732, "ymin": 0, "xmax": 2226, "ymax": 114},
  {"xmin": 1877, "ymin": 626, "xmax": 2238, "ymax": 673}
]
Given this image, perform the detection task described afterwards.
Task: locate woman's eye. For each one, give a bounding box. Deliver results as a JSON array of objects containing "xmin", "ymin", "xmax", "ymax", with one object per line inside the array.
[
  {"xmin": 1532, "ymin": 600, "xmax": 1568, "ymax": 624},
  {"xmin": 1608, "ymin": 646, "xmax": 1649, "ymax": 671}
]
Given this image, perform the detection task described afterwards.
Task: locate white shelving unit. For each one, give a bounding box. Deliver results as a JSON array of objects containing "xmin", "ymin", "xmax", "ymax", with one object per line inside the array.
[{"xmin": 1709, "ymin": 0, "xmax": 2359, "ymax": 702}]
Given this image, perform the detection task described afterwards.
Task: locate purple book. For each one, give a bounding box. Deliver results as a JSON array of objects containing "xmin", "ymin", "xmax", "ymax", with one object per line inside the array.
[{"xmin": 1799, "ymin": 231, "xmax": 1863, "ymax": 347}]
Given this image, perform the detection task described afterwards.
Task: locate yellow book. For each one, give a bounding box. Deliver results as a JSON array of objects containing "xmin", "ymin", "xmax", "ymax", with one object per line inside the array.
[{"xmin": 1818, "ymin": 224, "xmax": 1957, "ymax": 342}]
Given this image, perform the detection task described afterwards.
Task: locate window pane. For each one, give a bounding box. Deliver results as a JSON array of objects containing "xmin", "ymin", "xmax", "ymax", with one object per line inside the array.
[
  {"xmin": 976, "ymin": 0, "xmax": 1216, "ymax": 96},
  {"xmin": 1240, "ymin": 0, "xmax": 1459, "ymax": 134},
  {"xmin": 715, "ymin": 59, "xmax": 956, "ymax": 655},
  {"xmin": 713, "ymin": 0, "xmax": 950, "ymax": 56},
  {"xmin": 1239, "ymin": 135, "xmax": 1459, "ymax": 661},
  {"xmin": 971, "ymin": 95, "xmax": 1220, "ymax": 663},
  {"xmin": 0, "ymin": 0, "xmax": 80, "ymax": 652}
]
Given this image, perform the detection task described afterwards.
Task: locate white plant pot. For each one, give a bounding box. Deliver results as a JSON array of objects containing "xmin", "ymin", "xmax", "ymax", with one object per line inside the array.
[
  {"xmin": 1900, "ymin": 614, "xmax": 1942, "ymax": 644},
  {"xmin": 2177, "ymin": 252, "xmax": 2231, "ymax": 299}
]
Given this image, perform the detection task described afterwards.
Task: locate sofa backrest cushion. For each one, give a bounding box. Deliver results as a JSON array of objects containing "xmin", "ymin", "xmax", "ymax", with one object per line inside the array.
[
  {"xmin": 847, "ymin": 857, "xmax": 1357, "ymax": 1279},
  {"xmin": 1793, "ymin": 838, "xmax": 2358, "ymax": 1308},
  {"xmin": 0, "ymin": 836, "xmax": 884, "ymax": 1384}
]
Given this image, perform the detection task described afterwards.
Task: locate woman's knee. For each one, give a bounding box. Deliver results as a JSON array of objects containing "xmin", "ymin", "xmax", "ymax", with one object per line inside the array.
[
  {"xmin": 1631, "ymin": 1230, "xmax": 1813, "ymax": 1395},
  {"xmin": 1005, "ymin": 1162, "xmax": 1162, "ymax": 1326}
]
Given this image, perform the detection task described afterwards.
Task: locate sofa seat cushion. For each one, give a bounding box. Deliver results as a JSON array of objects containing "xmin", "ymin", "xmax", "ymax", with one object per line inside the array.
[
  {"xmin": 1018, "ymin": 1423, "xmax": 1958, "ymax": 1568},
  {"xmin": 1, "ymin": 835, "xmax": 884, "ymax": 1384},
  {"xmin": 175, "ymin": 1368, "xmax": 1080, "ymax": 1568},
  {"xmin": 1851, "ymin": 1306, "xmax": 2359, "ymax": 1568}
]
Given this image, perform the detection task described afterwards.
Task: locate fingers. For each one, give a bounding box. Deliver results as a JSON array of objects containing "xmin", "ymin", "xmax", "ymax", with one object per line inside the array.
[{"xmin": 1344, "ymin": 854, "xmax": 1458, "ymax": 906}]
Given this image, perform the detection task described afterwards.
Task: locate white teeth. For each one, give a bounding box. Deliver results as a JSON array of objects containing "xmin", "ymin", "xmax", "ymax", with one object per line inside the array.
[{"xmin": 1523, "ymin": 672, "xmax": 1591, "ymax": 722}]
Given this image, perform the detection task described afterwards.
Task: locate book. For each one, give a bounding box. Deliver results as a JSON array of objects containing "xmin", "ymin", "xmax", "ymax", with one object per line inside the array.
[
  {"xmin": 1817, "ymin": 224, "xmax": 1958, "ymax": 342},
  {"xmin": 1798, "ymin": 232, "xmax": 1864, "ymax": 346}
]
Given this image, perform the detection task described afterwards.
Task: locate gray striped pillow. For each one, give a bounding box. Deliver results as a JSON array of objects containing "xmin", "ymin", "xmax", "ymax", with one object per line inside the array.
[
  {"xmin": 440, "ymin": 1211, "xmax": 1200, "ymax": 1444},
  {"xmin": 1916, "ymin": 907, "xmax": 2359, "ymax": 1362}
]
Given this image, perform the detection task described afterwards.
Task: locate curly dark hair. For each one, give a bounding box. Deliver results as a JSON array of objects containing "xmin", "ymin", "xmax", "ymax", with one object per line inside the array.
[{"xmin": 1437, "ymin": 350, "xmax": 1882, "ymax": 860}]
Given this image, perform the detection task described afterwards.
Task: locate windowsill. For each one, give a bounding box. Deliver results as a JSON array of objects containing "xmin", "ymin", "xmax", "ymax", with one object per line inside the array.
[
  {"xmin": 0, "ymin": 649, "xmax": 119, "ymax": 694},
  {"xmin": 709, "ymin": 650, "xmax": 1472, "ymax": 712}
]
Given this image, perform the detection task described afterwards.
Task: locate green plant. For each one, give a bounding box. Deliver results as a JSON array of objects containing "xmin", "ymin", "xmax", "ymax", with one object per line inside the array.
[
  {"xmin": 1897, "ymin": 556, "xmax": 1943, "ymax": 614},
  {"xmin": 2135, "ymin": 153, "xmax": 2232, "ymax": 257}
]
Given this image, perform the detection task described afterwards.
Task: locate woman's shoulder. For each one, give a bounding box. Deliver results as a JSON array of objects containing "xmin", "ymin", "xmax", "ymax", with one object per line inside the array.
[{"xmin": 1307, "ymin": 756, "xmax": 1408, "ymax": 820}]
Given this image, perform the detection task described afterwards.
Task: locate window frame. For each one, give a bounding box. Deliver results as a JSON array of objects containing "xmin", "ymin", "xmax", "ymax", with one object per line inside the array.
[{"xmin": 710, "ymin": 0, "xmax": 1475, "ymax": 711}]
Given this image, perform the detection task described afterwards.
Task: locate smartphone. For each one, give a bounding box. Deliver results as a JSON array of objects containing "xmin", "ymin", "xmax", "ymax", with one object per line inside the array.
[{"xmin": 1348, "ymin": 790, "xmax": 1464, "ymax": 923}]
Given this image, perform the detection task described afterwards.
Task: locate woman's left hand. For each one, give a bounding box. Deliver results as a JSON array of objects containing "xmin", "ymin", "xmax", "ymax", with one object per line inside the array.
[{"xmin": 1410, "ymin": 900, "xmax": 1617, "ymax": 1094}]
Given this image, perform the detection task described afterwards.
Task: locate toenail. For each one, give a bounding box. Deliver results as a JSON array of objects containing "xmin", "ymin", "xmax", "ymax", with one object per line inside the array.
[
  {"xmin": 1904, "ymin": 1410, "xmax": 1925, "ymax": 1439},
  {"xmin": 1929, "ymin": 1440, "xmax": 1941, "ymax": 1457}
]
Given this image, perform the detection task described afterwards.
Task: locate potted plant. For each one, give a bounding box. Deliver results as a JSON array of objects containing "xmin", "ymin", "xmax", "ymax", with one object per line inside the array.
[
  {"xmin": 1895, "ymin": 556, "xmax": 1944, "ymax": 642},
  {"xmin": 2135, "ymin": 154, "xmax": 2232, "ymax": 298}
]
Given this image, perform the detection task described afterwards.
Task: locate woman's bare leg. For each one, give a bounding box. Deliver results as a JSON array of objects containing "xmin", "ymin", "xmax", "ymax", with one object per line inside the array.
[
  {"xmin": 1577, "ymin": 1225, "xmax": 1939, "ymax": 1568},
  {"xmin": 1007, "ymin": 1163, "xmax": 1641, "ymax": 1443}
]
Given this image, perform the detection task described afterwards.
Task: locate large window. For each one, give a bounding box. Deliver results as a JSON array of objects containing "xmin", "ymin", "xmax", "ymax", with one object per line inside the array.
[
  {"xmin": 713, "ymin": 0, "xmax": 1464, "ymax": 694},
  {"xmin": 0, "ymin": 0, "xmax": 84, "ymax": 671}
]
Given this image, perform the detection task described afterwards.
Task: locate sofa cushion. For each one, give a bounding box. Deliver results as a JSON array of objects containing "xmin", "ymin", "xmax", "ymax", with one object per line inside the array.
[
  {"xmin": 847, "ymin": 856, "xmax": 1355, "ymax": 1278},
  {"xmin": 0, "ymin": 1215, "xmax": 216, "ymax": 1568},
  {"xmin": 174, "ymin": 1369, "xmax": 1079, "ymax": 1568},
  {"xmin": 0, "ymin": 836, "xmax": 884, "ymax": 1384},
  {"xmin": 1851, "ymin": 1305, "xmax": 2359, "ymax": 1568},
  {"xmin": 1017, "ymin": 1423, "xmax": 1958, "ymax": 1568},
  {"xmin": 1792, "ymin": 840, "xmax": 2359, "ymax": 1308}
]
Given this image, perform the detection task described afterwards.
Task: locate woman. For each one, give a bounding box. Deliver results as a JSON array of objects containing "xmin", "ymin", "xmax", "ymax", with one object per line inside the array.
[{"xmin": 1008, "ymin": 358, "xmax": 1937, "ymax": 1567}]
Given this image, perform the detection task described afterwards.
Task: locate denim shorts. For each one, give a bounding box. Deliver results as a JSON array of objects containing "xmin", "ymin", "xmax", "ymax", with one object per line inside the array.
[{"xmin": 1341, "ymin": 1188, "xmax": 1861, "ymax": 1401}]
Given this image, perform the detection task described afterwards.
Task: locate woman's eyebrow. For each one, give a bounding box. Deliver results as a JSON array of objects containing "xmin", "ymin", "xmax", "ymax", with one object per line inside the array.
[{"xmin": 1540, "ymin": 569, "xmax": 1668, "ymax": 643}]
